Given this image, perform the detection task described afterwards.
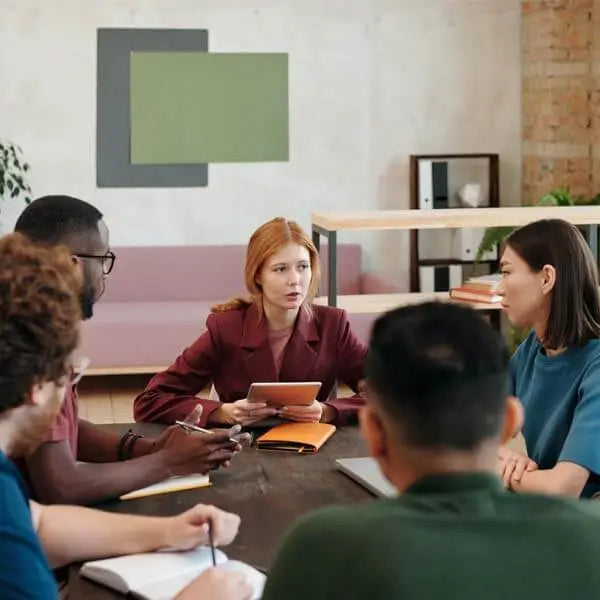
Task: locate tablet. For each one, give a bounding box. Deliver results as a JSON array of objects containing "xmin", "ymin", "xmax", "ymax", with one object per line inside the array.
[{"xmin": 247, "ymin": 382, "xmax": 322, "ymax": 407}]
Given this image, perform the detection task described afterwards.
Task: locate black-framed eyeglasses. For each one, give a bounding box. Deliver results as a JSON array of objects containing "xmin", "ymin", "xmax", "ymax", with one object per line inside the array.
[{"xmin": 74, "ymin": 251, "xmax": 116, "ymax": 275}]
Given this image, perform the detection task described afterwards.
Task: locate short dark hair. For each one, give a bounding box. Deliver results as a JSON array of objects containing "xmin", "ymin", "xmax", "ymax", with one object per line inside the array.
[
  {"xmin": 14, "ymin": 195, "xmax": 103, "ymax": 246},
  {"xmin": 365, "ymin": 302, "xmax": 509, "ymax": 450},
  {"xmin": 506, "ymin": 219, "xmax": 600, "ymax": 349},
  {"xmin": 0, "ymin": 233, "xmax": 81, "ymax": 413}
]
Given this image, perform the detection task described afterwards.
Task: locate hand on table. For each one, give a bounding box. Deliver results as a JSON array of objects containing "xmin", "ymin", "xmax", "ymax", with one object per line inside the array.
[
  {"xmin": 279, "ymin": 400, "xmax": 324, "ymax": 423},
  {"xmin": 209, "ymin": 399, "xmax": 278, "ymax": 427},
  {"xmin": 497, "ymin": 445, "xmax": 537, "ymax": 488},
  {"xmin": 161, "ymin": 503, "xmax": 241, "ymax": 552}
]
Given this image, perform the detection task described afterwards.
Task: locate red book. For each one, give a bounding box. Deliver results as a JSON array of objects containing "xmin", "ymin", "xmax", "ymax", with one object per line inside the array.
[{"xmin": 449, "ymin": 287, "xmax": 502, "ymax": 304}]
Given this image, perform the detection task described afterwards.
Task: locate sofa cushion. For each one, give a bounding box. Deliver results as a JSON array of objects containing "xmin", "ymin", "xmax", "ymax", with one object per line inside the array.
[
  {"xmin": 101, "ymin": 246, "xmax": 247, "ymax": 303},
  {"xmin": 81, "ymin": 301, "xmax": 214, "ymax": 369},
  {"xmin": 101, "ymin": 244, "xmax": 365, "ymax": 303},
  {"xmin": 81, "ymin": 300, "xmax": 375, "ymax": 371}
]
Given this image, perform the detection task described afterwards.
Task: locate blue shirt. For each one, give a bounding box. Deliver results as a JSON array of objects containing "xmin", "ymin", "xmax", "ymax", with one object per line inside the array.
[
  {"xmin": 0, "ymin": 451, "xmax": 57, "ymax": 599},
  {"xmin": 511, "ymin": 331, "xmax": 600, "ymax": 498}
]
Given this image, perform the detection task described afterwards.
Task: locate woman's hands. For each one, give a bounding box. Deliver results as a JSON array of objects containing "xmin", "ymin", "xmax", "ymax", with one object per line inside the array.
[
  {"xmin": 497, "ymin": 445, "xmax": 537, "ymax": 488},
  {"xmin": 209, "ymin": 399, "xmax": 335, "ymax": 425},
  {"xmin": 209, "ymin": 399, "xmax": 279, "ymax": 426},
  {"xmin": 279, "ymin": 400, "xmax": 323, "ymax": 423}
]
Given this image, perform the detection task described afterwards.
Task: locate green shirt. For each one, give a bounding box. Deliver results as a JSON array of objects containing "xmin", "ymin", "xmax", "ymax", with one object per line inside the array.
[{"xmin": 262, "ymin": 472, "xmax": 600, "ymax": 600}]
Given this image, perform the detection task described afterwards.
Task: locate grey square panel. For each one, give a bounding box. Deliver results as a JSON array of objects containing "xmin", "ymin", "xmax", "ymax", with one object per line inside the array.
[{"xmin": 97, "ymin": 28, "xmax": 208, "ymax": 187}]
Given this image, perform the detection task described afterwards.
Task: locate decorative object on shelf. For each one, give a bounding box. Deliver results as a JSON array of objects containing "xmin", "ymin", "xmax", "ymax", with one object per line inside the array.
[
  {"xmin": 476, "ymin": 187, "xmax": 600, "ymax": 260},
  {"xmin": 409, "ymin": 153, "xmax": 500, "ymax": 294},
  {"xmin": 0, "ymin": 141, "xmax": 32, "ymax": 231},
  {"xmin": 457, "ymin": 183, "xmax": 483, "ymax": 208}
]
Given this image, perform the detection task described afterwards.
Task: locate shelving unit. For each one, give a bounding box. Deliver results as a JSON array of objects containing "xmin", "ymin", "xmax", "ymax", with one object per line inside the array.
[
  {"xmin": 311, "ymin": 205, "xmax": 600, "ymax": 311},
  {"xmin": 409, "ymin": 153, "xmax": 499, "ymax": 292}
]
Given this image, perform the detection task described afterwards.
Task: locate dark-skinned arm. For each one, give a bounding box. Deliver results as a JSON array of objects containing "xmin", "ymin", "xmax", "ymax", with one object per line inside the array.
[
  {"xmin": 26, "ymin": 440, "xmax": 171, "ymax": 505},
  {"xmin": 25, "ymin": 426, "xmax": 240, "ymax": 505},
  {"xmin": 76, "ymin": 419, "xmax": 155, "ymax": 462}
]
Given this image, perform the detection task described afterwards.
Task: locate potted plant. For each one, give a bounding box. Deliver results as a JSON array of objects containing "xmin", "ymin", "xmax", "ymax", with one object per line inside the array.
[
  {"xmin": 0, "ymin": 141, "xmax": 32, "ymax": 230},
  {"xmin": 476, "ymin": 187, "xmax": 600, "ymax": 260}
]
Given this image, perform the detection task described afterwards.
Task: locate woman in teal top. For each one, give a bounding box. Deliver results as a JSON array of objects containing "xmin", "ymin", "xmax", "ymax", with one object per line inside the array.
[{"xmin": 498, "ymin": 219, "xmax": 600, "ymax": 498}]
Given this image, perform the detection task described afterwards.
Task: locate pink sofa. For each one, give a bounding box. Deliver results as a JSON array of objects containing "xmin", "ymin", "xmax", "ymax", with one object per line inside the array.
[{"xmin": 80, "ymin": 244, "xmax": 400, "ymax": 374}]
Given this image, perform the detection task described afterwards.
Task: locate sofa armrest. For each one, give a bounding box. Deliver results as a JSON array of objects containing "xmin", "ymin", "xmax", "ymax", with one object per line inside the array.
[{"xmin": 360, "ymin": 271, "xmax": 403, "ymax": 294}]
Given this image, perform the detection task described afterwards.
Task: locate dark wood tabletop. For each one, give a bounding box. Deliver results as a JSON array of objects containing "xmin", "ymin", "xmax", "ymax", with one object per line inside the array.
[{"xmin": 68, "ymin": 423, "xmax": 373, "ymax": 599}]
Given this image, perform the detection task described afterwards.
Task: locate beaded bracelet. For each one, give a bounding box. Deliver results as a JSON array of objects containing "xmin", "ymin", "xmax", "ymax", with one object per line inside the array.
[
  {"xmin": 117, "ymin": 429, "xmax": 135, "ymax": 461},
  {"xmin": 123, "ymin": 433, "xmax": 145, "ymax": 460}
]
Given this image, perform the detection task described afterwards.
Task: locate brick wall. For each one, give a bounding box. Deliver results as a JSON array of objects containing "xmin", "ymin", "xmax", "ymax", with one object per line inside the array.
[{"xmin": 522, "ymin": 0, "xmax": 596, "ymax": 204}]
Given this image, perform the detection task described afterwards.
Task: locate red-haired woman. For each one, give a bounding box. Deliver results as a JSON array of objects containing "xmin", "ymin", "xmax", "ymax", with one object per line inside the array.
[{"xmin": 134, "ymin": 218, "xmax": 366, "ymax": 427}]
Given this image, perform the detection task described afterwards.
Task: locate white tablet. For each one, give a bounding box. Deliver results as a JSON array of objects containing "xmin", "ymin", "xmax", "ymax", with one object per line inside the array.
[{"xmin": 246, "ymin": 382, "xmax": 322, "ymax": 407}]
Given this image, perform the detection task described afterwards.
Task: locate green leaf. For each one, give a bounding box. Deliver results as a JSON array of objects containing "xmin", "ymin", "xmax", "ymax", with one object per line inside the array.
[
  {"xmin": 0, "ymin": 141, "xmax": 32, "ymax": 206},
  {"xmin": 508, "ymin": 325, "xmax": 529, "ymax": 353},
  {"xmin": 538, "ymin": 193, "xmax": 558, "ymax": 206},
  {"xmin": 477, "ymin": 185, "xmax": 593, "ymax": 261},
  {"xmin": 475, "ymin": 226, "xmax": 515, "ymax": 261}
]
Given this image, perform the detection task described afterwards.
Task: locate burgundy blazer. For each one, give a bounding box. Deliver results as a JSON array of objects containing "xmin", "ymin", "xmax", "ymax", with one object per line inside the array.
[{"xmin": 134, "ymin": 303, "xmax": 367, "ymax": 426}]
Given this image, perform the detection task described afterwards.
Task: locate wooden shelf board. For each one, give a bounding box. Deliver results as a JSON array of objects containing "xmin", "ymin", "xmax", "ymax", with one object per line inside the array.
[
  {"xmin": 315, "ymin": 293, "xmax": 501, "ymax": 314},
  {"xmin": 418, "ymin": 258, "xmax": 497, "ymax": 266},
  {"xmin": 86, "ymin": 365, "xmax": 166, "ymax": 377},
  {"xmin": 312, "ymin": 206, "xmax": 600, "ymax": 232}
]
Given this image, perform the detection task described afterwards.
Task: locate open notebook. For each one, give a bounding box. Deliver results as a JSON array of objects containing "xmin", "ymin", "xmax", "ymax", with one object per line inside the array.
[{"xmin": 80, "ymin": 546, "xmax": 265, "ymax": 600}]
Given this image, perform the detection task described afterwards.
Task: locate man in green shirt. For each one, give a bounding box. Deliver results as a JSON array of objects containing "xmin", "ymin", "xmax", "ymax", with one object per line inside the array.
[{"xmin": 263, "ymin": 302, "xmax": 600, "ymax": 600}]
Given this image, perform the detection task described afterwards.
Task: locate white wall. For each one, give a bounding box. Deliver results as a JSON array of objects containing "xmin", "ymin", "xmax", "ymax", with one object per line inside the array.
[{"xmin": 0, "ymin": 0, "xmax": 521, "ymax": 287}]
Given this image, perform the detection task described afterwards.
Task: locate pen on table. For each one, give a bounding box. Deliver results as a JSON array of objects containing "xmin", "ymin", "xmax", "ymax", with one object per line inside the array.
[
  {"xmin": 208, "ymin": 518, "xmax": 217, "ymax": 567},
  {"xmin": 174, "ymin": 420, "xmax": 239, "ymax": 444}
]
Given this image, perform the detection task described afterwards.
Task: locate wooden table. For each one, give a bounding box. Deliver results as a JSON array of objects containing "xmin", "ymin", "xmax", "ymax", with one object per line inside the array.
[
  {"xmin": 68, "ymin": 423, "xmax": 372, "ymax": 599},
  {"xmin": 311, "ymin": 206, "xmax": 600, "ymax": 308}
]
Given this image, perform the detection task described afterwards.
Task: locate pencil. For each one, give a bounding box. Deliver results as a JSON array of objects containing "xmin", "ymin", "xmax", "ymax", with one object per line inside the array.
[
  {"xmin": 175, "ymin": 420, "xmax": 239, "ymax": 444},
  {"xmin": 208, "ymin": 518, "xmax": 217, "ymax": 567}
]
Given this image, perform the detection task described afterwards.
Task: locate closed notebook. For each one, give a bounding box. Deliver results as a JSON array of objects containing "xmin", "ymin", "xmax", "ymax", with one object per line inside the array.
[
  {"xmin": 449, "ymin": 288, "xmax": 502, "ymax": 304},
  {"xmin": 256, "ymin": 422, "xmax": 336, "ymax": 453},
  {"xmin": 119, "ymin": 474, "xmax": 210, "ymax": 501},
  {"xmin": 80, "ymin": 546, "xmax": 265, "ymax": 600}
]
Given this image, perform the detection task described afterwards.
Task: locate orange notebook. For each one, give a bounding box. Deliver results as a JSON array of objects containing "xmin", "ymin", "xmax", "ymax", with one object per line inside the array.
[{"xmin": 256, "ymin": 422, "xmax": 336, "ymax": 453}]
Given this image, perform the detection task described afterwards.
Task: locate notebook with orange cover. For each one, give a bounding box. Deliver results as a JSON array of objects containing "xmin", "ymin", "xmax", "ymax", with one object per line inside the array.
[{"xmin": 256, "ymin": 422, "xmax": 336, "ymax": 453}]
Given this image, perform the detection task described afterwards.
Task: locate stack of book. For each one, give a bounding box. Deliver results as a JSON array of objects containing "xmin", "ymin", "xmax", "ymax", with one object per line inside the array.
[{"xmin": 449, "ymin": 273, "xmax": 502, "ymax": 304}]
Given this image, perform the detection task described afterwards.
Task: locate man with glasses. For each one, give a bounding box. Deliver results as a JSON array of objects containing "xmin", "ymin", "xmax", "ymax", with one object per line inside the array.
[{"xmin": 14, "ymin": 195, "xmax": 246, "ymax": 505}]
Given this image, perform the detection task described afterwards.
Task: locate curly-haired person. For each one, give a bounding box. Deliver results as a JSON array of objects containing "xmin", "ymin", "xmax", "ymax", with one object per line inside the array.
[{"xmin": 0, "ymin": 234, "xmax": 251, "ymax": 600}]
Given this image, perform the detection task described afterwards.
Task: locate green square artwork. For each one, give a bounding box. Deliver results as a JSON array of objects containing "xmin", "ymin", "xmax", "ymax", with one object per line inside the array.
[{"xmin": 130, "ymin": 52, "xmax": 289, "ymax": 164}]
